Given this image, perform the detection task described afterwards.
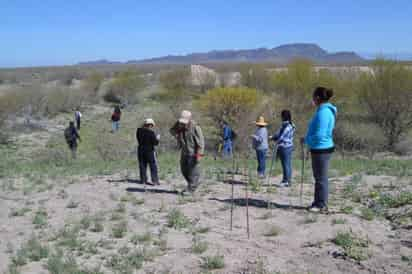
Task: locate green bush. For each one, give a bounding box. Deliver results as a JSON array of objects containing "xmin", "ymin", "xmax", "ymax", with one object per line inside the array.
[
  {"xmin": 358, "ymin": 59, "xmax": 412, "ymax": 149},
  {"xmin": 104, "ymin": 69, "xmax": 145, "ymax": 105}
]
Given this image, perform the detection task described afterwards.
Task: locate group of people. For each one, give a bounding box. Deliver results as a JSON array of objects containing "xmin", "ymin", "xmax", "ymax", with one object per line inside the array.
[
  {"xmin": 250, "ymin": 86, "xmax": 336, "ymax": 212},
  {"xmin": 64, "ymin": 86, "xmax": 336, "ymax": 212}
]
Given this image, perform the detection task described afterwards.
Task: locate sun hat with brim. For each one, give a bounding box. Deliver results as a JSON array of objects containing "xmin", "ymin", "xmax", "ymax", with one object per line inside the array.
[
  {"xmin": 178, "ymin": 110, "xmax": 192, "ymax": 124},
  {"xmin": 144, "ymin": 118, "xmax": 155, "ymax": 126},
  {"xmin": 255, "ymin": 116, "xmax": 268, "ymax": 126}
]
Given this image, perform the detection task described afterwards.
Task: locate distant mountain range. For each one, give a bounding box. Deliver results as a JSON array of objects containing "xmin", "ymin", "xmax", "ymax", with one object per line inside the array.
[{"xmin": 78, "ymin": 43, "xmax": 366, "ymax": 66}]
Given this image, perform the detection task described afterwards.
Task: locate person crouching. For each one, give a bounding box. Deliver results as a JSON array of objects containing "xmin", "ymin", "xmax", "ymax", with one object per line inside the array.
[{"xmin": 136, "ymin": 118, "xmax": 160, "ymax": 185}]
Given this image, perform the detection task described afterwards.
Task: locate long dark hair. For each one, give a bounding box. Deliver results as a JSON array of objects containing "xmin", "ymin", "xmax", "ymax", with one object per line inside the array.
[
  {"xmin": 313, "ymin": 86, "xmax": 334, "ymax": 103},
  {"xmin": 281, "ymin": 110, "xmax": 292, "ymax": 122}
]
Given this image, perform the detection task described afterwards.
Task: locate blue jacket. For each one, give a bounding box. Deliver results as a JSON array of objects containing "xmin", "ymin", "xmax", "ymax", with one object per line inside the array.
[
  {"xmin": 305, "ymin": 103, "xmax": 337, "ymax": 150},
  {"xmin": 272, "ymin": 121, "xmax": 295, "ymax": 148},
  {"xmin": 252, "ymin": 127, "xmax": 269, "ymax": 151}
]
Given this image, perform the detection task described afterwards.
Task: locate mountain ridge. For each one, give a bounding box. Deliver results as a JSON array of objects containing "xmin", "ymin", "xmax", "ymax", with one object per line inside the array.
[{"xmin": 78, "ymin": 43, "xmax": 365, "ymax": 65}]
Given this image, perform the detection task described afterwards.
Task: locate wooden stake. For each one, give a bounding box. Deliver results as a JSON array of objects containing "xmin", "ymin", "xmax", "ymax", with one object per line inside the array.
[
  {"xmin": 230, "ymin": 180, "xmax": 234, "ymax": 231},
  {"xmin": 246, "ymin": 167, "xmax": 250, "ymax": 239}
]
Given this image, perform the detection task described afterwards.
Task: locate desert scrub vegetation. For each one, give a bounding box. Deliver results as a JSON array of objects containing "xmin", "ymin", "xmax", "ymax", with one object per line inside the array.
[
  {"xmin": 201, "ymin": 254, "xmax": 225, "ymax": 270},
  {"xmin": 332, "ymin": 231, "xmax": 371, "ymax": 262},
  {"xmin": 167, "ymin": 208, "xmax": 191, "ymax": 230},
  {"xmin": 104, "ymin": 69, "xmax": 145, "ymax": 105},
  {"xmin": 10, "ymin": 235, "xmax": 49, "ymax": 267},
  {"xmin": 358, "ymin": 59, "xmax": 412, "ymax": 150}
]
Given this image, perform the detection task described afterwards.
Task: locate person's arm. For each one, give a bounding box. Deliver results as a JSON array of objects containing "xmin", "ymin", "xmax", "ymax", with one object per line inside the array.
[
  {"xmin": 151, "ymin": 131, "xmax": 159, "ymax": 146},
  {"xmin": 169, "ymin": 122, "xmax": 179, "ymax": 138},
  {"xmin": 194, "ymin": 126, "xmax": 205, "ymax": 159}
]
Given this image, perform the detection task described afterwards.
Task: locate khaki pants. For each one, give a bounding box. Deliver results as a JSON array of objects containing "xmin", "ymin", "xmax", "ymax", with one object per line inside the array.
[{"xmin": 180, "ymin": 155, "xmax": 200, "ymax": 192}]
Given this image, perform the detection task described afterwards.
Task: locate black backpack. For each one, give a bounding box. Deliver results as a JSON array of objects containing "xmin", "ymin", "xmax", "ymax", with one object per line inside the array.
[{"xmin": 64, "ymin": 127, "xmax": 75, "ymax": 143}]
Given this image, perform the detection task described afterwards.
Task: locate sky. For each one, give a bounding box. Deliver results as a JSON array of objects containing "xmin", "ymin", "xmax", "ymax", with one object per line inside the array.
[{"xmin": 1, "ymin": 0, "xmax": 411, "ymax": 67}]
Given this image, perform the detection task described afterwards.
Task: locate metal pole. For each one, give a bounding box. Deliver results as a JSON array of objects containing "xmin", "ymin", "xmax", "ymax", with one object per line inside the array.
[{"xmin": 300, "ymin": 141, "xmax": 305, "ymax": 206}]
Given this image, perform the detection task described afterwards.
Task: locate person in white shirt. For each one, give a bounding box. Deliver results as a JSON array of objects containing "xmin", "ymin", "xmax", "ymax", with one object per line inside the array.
[{"xmin": 74, "ymin": 109, "xmax": 82, "ymax": 130}]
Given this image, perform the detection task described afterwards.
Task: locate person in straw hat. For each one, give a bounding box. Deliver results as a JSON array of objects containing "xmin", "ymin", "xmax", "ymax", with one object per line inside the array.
[
  {"xmin": 251, "ymin": 116, "xmax": 269, "ymax": 178},
  {"xmin": 136, "ymin": 118, "xmax": 160, "ymax": 185},
  {"xmin": 170, "ymin": 110, "xmax": 205, "ymax": 194}
]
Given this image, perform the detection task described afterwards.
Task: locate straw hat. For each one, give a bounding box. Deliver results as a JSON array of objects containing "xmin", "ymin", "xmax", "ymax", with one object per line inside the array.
[
  {"xmin": 255, "ymin": 116, "xmax": 268, "ymax": 126},
  {"xmin": 144, "ymin": 118, "xmax": 155, "ymax": 126},
  {"xmin": 178, "ymin": 110, "xmax": 192, "ymax": 124}
]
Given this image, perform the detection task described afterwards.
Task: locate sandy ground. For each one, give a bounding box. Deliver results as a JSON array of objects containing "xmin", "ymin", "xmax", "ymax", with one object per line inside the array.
[{"xmin": 1, "ymin": 171, "xmax": 411, "ymax": 274}]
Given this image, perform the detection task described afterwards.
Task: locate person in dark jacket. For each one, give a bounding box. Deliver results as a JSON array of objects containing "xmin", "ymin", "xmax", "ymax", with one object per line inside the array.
[
  {"xmin": 304, "ymin": 87, "xmax": 337, "ymax": 213},
  {"xmin": 64, "ymin": 121, "xmax": 81, "ymax": 159},
  {"xmin": 272, "ymin": 110, "xmax": 296, "ymax": 187},
  {"xmin": 137, "ymin": 118, "xmax": 160, "ymax": 185},
  {"xmin": 111, "ymin": 106, "xmax": 121, "ymax": 133}
]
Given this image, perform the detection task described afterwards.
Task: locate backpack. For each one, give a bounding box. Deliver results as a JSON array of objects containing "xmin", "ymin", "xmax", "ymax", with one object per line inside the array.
[{"xmin": 64, "ymin": 127, "xmax": 75, "ymax": 143}]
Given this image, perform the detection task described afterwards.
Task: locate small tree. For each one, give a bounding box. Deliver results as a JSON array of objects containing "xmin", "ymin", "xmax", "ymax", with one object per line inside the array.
[
  {"xmin": 104, "ymin": 69, "xmax": 145, "ymax": 105},
  {"xmin": 82, "ymin": 71, "xmax": 104, "ymax": 101},
  {"xmin": 358, "ymin": 59, "xmax": 412, "ymax": 149}
]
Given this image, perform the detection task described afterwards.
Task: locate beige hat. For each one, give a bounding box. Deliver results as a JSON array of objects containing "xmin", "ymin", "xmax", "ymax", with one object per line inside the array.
[
  {"xmin": 144, "ymin": 118, "xmax": 155, "ymax": 126},
  {"xmin": 178, "ymin": 110, "xmax": 192, "ymax": 124},
  {"xmin": 255, "ymin": 116, "xmax": 268, "ymax": 126}
]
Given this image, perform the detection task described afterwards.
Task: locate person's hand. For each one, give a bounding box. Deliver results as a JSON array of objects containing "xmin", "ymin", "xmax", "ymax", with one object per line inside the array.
[
  {"xmin": 156, "ymin": 134, "xmax": 161, "ymax": 140},
  {"xmin": 300, "ymin": 137, "xmax": 305, "ymax": 145},
  {"xmin": 195, "ymin": 153, "xmax": 203, "ymax": 161}
]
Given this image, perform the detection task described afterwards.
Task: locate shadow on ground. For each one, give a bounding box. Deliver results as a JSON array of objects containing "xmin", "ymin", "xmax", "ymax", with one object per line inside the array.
[
  {"xmin": 210, "ymin": 197, "xmax": 307, "ymax": 210},
  {"xmin": 126, "ymin": 187, "xmax": 180, "ymax": 195}
]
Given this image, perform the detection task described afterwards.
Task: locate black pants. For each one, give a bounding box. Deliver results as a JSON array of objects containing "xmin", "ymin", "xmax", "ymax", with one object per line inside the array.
[
  {"xmin": 76, "ymin": 118, "xmax": 81, "ymax": 130},
  {"xmin": 180, "ymin": 155, "xmax": 200, "ymax": 192},
  {"xmin": 311, "ymin": 152, "xmax": 332, "ymax": 208},
  {"xmin": 68, "ymin": 141, "xmax": 77, "ymax": 159},
  {"xmin": 138, "ymin": 149, "xmax": 159, "ymax": 184}
]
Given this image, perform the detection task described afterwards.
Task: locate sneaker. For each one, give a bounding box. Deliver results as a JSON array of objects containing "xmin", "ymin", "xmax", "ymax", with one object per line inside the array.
[
  {"xmin": 258, "ymin": 174, "xmax": 265, "ymax": 179},
  {"xmin": 152, "ymin": 181, "xmax": 160, "ymax": 186},
  {"xmin": 308, "ymin": 205, "xmax": 328, "ymax": 213},
  {"xmin": 279, "ymin": 182, "xmax": 290, "ymax": 187}
]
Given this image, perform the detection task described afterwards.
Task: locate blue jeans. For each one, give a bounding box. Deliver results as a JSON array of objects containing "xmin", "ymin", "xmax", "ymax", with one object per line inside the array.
[
  {"xmin": 311, "ymin": 152, "xmax": 332, "ymax": 208},
  {"xmin": 112, "ymin": 121, "xmax": 120, "ymax": 132},
  {"xmin": 222, "ymin": 140, "xmax": 233, "ymax": 158},
  {"xmin": 278, "ymin": 146, "xmax": 293, "ymax": 184},
  {"xmin": 256, "ymin": 149, "xmax": 267, "ymax": 176}
]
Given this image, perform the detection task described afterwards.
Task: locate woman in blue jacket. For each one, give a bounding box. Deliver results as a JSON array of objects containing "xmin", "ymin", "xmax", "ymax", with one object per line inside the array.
[{"xmin": 304, "ymin": 87, "xmax": 337, "ymax": 212}]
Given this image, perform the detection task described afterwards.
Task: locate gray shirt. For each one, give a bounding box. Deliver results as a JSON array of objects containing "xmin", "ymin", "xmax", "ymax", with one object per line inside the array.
[{"xmin": 252, "ymin": 127, "xmax": 269, "ymax": 151}]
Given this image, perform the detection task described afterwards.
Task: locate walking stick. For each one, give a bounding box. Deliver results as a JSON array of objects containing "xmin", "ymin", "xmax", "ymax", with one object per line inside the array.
[
  {"xmin": 266, "ymin": 143, "xmax": 278, "ymax": 210},
  {"xmin": 300, "ymin": 141, "xmax": 305, "ymax": 206}
]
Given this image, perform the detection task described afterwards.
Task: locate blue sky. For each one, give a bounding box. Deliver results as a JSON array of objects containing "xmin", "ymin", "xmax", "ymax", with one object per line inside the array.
[{"xmin": 1, "ymin": 0, "xmax": 411, "ymax": 67}]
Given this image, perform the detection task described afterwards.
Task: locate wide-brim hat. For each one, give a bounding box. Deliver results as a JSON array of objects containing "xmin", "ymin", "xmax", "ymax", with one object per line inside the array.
[
  {"xmin": 255, "ymin": 116, "xmax": 268, "ymax": 126},
  {"xmin": 178, "ymin": 110, "xmax": 192, "ymax": 124},
  {"xmin": 144, "ymin": 118, "xmax": 155, "ymax": 126}
]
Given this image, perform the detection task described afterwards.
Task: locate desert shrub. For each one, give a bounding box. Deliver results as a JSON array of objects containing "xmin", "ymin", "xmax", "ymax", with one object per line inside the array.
[
  {"xmin": 332, "ymin": 231, "xmax": 370, "ymax": 261},
  {"xmin": 239, "ymin": 64, "xmax": 272, "ymax": 93},
  {"xmin": 166, "ymin": 208, "xmax": 191, "ymax": 230},
  {"xmin": 197, "ymin": 87, "xmax": 263, "ymax": 151},
  {"xmin": 82, "ymin": 71, "xmax": 104, "ymax": 102},
  {"xmin": 104, "ymin": 69, "xmax": 145, "ymax": 105},
  {"xmin": 358, "ymin": 59, "xmax": 412, "ymax": 150},
  {"xmin": 198, "ymin": 87, "xmax": 261, "ymax": 126},
  {"xmin": 159, "ymin": 67, "xmax": 191, "ymax": 91},
  {"xmin": 201, "ymin": 255, "xmax": 225, "ymax": 270}
]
